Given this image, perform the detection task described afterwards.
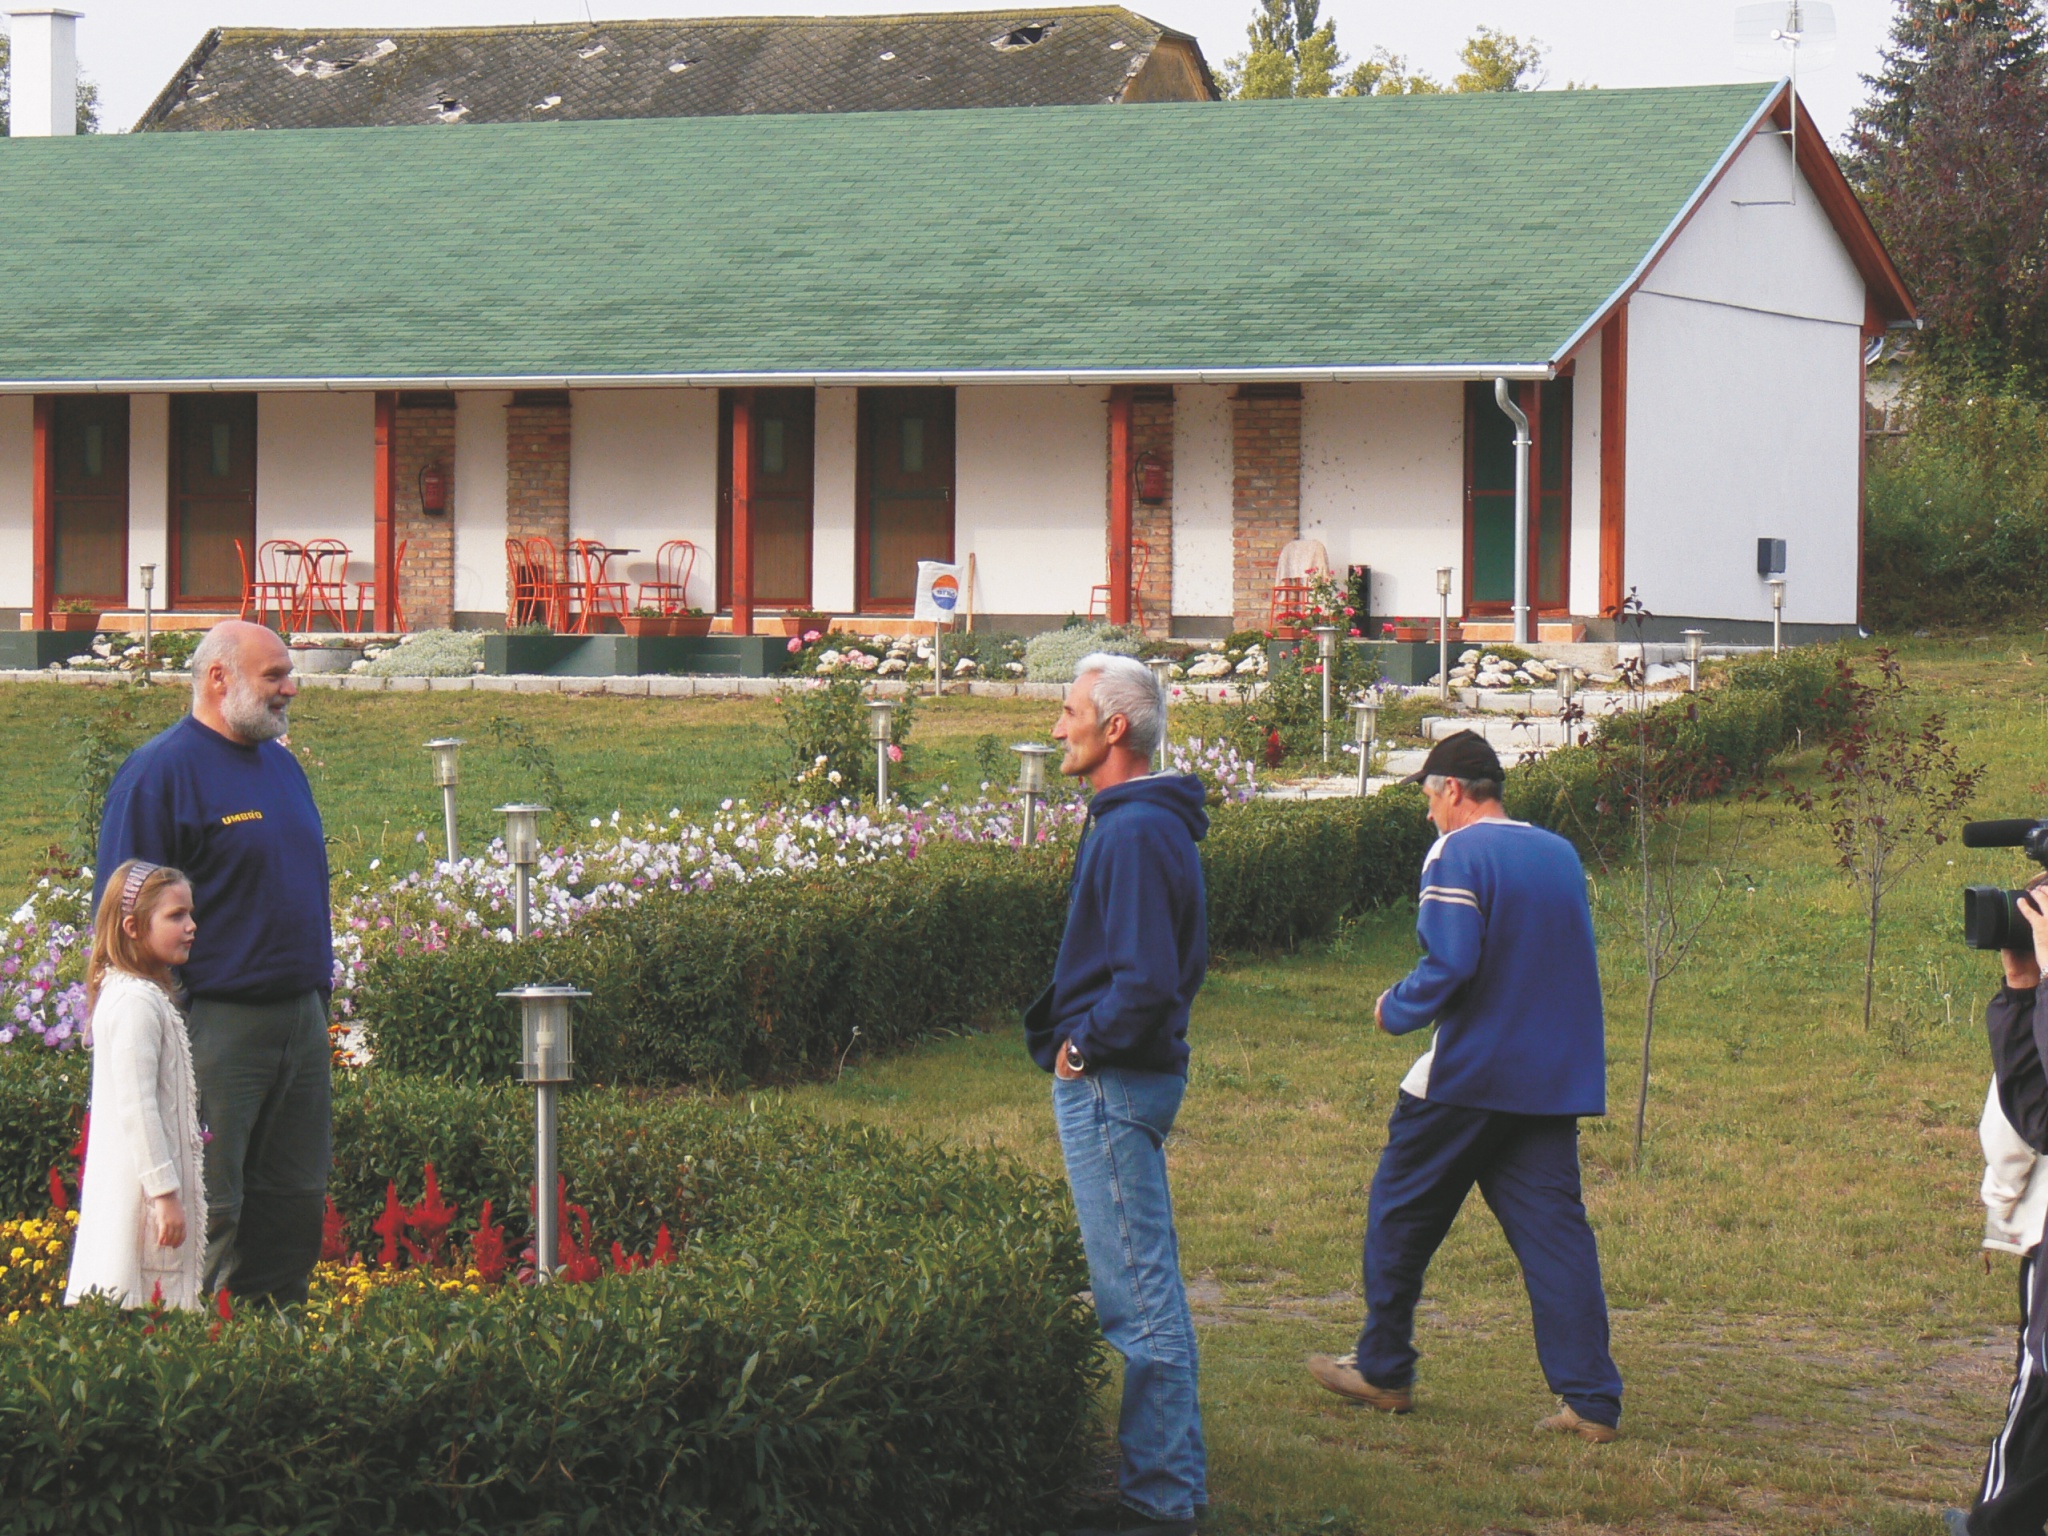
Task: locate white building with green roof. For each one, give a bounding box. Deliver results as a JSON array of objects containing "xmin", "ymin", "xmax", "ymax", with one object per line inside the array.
[{"xmin": 0, "ymin": 78, "xmax": 1910, "ymax": 642}]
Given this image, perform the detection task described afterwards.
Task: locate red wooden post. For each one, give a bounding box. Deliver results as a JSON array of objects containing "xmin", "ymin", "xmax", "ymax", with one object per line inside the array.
[
  {"xmin": 1598, "ymin": 313, "xmax": 1627, "ymax": 618},
  {"xmin": 373, "ymin": 391, "xmax": 395, "ymax": 632},
  {"xmin": 730, "ymin": 389, "xmax": 754, "ymax": 637},
  {"xmin": 30, "ymin": 396, "xmax": 51, "ymax": 630},
  {"xmin": 1107, "ymin": 385, "xmax": 1134, "ymax": 626}
]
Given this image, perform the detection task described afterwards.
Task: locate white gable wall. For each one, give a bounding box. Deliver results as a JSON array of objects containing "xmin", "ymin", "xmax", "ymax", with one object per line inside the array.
[
  {"xmin": 955, "ymin": 385, "xmax": 1106, "ymax": 619},
  {"xmin": 568, "ymin": 389, "xmax": 719, "ymax": 615},
  {"xmin": 0, "ymin": 398, "xmax": 28, "ymax": 611},
  {"xmin": 1624, "ymin": 125, "xmax": 1868, "ymax": 627}
]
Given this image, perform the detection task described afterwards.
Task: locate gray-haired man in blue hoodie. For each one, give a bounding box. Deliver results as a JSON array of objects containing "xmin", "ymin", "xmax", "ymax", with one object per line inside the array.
[{"xmin": 1027, "ymin": 652, "xmax": 1210, "ymax": 1536}]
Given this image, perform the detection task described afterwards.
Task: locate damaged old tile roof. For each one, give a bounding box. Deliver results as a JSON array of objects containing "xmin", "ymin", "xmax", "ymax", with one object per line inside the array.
[
  {"xmin": 134, "ymin": 7, "xmax": 1216, "ymax": 132},
  {"xmin": 0, "ymin": 87, "xmax": 1784, "ymax": 385}
]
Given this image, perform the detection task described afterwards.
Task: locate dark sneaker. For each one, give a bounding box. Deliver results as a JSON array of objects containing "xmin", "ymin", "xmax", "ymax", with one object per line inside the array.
[
  {"xmin": 1944, "ymin": 1510, "xmax": 1972, "ymax": 1536},
  {"xmin": 1305, "ymin": 1351, "xmax": 1414, "ymax": 1412},
  {"xmin": 1536, "ymin": 1400, "xmax": 1619, "ymax": 1444},
  {"xmin": 1065, "ymin": 1502, "xmax": 1197, "ymax": 1536}
]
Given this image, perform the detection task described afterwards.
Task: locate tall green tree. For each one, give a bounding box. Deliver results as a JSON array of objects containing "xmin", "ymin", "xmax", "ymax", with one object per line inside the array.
[
  {"xmin": 1226, "ymin": 0, "xmax": 1345, "ymax": 99},
  {"xmin": 1342, "ymin": 49, "xmax": 1442, "ymax": 96},
  {"xmin": 1451, "ymin": 27, "xmax": 1547, "ymax": 91},
  {"xmin": 1852, "ymin": 0, "xmax": 2045, "ymax": 152}
]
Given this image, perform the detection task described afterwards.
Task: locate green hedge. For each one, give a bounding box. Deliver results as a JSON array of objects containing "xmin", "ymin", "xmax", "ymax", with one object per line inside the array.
[
  {"xmin": 360, "ymin": 792, "xmax": 1436, "ymax": 1088},
  {"xmin": 0, "ymin": 1080, "xmax": 1100, "ymax": 1535}
]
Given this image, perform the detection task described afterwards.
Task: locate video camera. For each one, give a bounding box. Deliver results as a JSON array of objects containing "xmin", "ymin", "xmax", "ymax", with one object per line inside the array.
[{"xmin": 1963, "ymin": 819, "xmax": 2048, "ymax": 949}]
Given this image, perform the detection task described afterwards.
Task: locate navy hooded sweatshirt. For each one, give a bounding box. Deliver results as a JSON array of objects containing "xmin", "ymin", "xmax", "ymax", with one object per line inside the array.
[
  {"xmin": 1026, "ymin": 773, "xmax": 1208, "ymax": 1077},
  {"xmin": 93, "ymin": 715, "xmax": 332, "ymax": 1005}
]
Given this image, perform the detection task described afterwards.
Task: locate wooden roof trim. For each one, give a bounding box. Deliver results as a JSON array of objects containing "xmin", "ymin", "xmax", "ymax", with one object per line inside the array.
[{"xmin": 1553, "ymin": 80, "xmax": 1914, "ymax": 361}]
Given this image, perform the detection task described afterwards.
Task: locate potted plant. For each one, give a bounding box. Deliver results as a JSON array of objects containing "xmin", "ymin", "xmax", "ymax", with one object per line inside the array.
[
  {"xmin": 50, "ymin": 599, "xmax": 102, "ymax": 634},
  {"xmin": 779, "ymin": 608, "xmax": 829, "ymax": 637},
  {"xmin": 1384, "ymin": 619, "xmax": 1429, "ymax": 643},
  {"xmin": 672, "ymin": 606, "xmax": 714, "ymax": 638},
  {"xmin": 621, "ymin": 605, "xmax": 676, "ymax": 638}
]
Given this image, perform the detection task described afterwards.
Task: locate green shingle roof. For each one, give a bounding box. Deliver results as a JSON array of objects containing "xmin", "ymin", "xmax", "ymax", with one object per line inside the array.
[{"xmin": 0, "ymin": 85, "xmax": 1781, "ymax": 388}]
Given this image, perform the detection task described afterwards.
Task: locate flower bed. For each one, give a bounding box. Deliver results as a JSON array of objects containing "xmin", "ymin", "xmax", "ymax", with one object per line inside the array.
[{"xmin": 0, "ymin": 1080, "xmax": 1099, "ymax": 1536}]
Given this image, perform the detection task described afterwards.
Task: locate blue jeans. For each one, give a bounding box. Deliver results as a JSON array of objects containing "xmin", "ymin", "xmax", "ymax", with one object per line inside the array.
[
  {"xmin": 1357, "ymin": 1092, "xmax": 1623, "ymax": 1427},
  {"xmin": 1054, "ymin": 1067, "xmax": 1207, "ymax": 1522}
]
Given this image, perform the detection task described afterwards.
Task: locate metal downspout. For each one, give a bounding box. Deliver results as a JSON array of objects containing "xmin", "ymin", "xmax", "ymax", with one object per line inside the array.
[{"xmin": 1494, "ymin": 377, "xmax": 1532, "ymax": 646}]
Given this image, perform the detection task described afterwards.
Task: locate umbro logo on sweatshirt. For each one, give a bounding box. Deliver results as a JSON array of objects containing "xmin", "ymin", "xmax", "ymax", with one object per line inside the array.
[{"xmin": 219, "ymin": 811, "xmax": 265, "ymax": 826}]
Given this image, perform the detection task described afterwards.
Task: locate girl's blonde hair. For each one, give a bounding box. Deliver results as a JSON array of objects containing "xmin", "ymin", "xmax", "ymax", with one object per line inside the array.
[{"xmin": 87, "ymin": 860, "xmax": 192, "ymax": 1010}]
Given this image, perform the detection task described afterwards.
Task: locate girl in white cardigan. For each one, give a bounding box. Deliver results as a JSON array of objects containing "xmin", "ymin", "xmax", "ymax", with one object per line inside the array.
[{"xmin": 64, "ymin": 860, "xmax": 205, "ymax": 1311}]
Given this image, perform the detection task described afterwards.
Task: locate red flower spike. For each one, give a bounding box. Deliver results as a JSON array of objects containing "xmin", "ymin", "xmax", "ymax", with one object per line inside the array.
[
  {"xmin": 403, "ymin": 1162, "xmax": 459, "ymax": 1269},
  {"xmin": 372, "ymin": 1180, "xmax": 407, "ymax": 1268},
  {"xmin": 470, "ymin": 1199, "xmax": 509, "ymax": 1286},
  {"xmin": 69, "ymin": 1111, "xmax": 89, "ymax": 1175},
  {"xmin": 47, "ymin": 1166, "xmax": 67, "ymax": 1213},
  {"xmin": 208, "ymin": 1287, "xmax": 233, "ymax": 1342},
  {"xmin": 556, "ymin": 1199, "xmax": 601, "ymax": 1283},
  {"xmin": 610, "ymin": 1240, "xmax": 636, "ymax": 1274},
  {"xmin": 652, "ymin": 1224, "xmax": 676, "ymax": 1266},
  {"xmin": 320, "ymin": 1195, "xmax": 348, "ymax": 1263}
]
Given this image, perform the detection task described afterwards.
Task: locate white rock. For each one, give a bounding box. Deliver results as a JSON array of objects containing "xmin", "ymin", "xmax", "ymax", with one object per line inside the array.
[
  {"xmin": 877, "ymin": 658, "xmax": 908, "ymax": 676},
  {"xmin": 1234, "ymin": 654, "xmax": 1262, "ymax": 675},
  {"xmin": 952, "ymin": 657, "xmax": 977, "ymax": 675},
  {"xmin": 1458, "ymin": 649, "xmax": 1481, "ymax": 665}
]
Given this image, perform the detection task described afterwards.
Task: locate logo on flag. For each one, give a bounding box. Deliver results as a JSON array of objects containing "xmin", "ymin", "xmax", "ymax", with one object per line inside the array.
[{"xmin": 914, "ymin": 561, "xmax": 965, "ymax": 623}]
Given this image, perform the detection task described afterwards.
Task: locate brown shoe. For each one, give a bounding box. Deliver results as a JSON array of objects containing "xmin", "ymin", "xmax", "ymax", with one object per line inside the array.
[
  {"xmin": 1537, "ymin": 1401, "xmax": 1618, "ymax": 1444},
  {"xmin": 1305, "ymin": 1352, "xmax": 1413, "ymax": 1412}
]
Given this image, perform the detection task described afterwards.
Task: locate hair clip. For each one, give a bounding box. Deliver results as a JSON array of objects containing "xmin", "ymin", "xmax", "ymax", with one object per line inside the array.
[{"xmin": 120, "ymin": 861, "xmax": 160, "ymax": 916}]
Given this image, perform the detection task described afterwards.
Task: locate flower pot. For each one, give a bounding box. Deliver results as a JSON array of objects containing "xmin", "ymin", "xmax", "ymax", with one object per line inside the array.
[
  {"xmin": 620, "ymin": 615, "xmax": 671, "ymax": 637},
  {"xmin": 671, "ymin": 615, "xmax": 714, "ymax": 638},
  {"xmin": 779, "ymin": 614, "xmax": 828, "ymax": 637},
  {"xmin": 1388, "ymin": 627, "xmax": 1428, "ymax": 643},
  {"xmin": 48, "ymin": 612, "xmax": 102, "ymax": 633}
]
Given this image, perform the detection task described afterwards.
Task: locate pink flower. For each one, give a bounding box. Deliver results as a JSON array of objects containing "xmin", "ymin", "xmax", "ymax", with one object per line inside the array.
[
  {"xmin": 887, "ymin": 744, "xmax": 903, "ymax": 763},
  {"xmin": 1343, "ymin": 606, "xmax": 1355, "ymax": 616},
  {"xmin": 803, "ymin": 629, "xmax": 822, "ymax": 643},
  {"xmin": 787, "ymin": 638, "xmax": 802, "ymax": 653},
  {"xmin": 1349, "ymin": 627, "xmax": 1361, "ymax": 638}
]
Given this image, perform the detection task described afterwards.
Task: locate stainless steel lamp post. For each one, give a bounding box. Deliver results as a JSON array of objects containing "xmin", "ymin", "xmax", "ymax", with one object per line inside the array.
[
  {"xmin": 868, "ymin": 698, "xmax": 897, "ymax": 807},
  {"xmin": 497, "ymin": 803, "xmax": 548, "ymax": 940},
  {"xmin": 425, "ymin": 739, "xmax": 462, "ymax": 867},
  {"xmin": 1555, "ymin": 664, "xmax": 1579, "ymax": 707},
  {"xmin": 1145, "ymin": 655, "xmax": 1174, "ymax": 771},
  {"xmin": 1013, "ymin": 743, "xmax": 1051, "ymax": 847},
  {"xmin": 1435, "ymin": 566, "xmax": 1453, "ymax": 702},
  {"xmin": 501, "ymin": 984, "xmax": 587, "ymax": 1280},
  {"xmin": 1769, "ymin": 579, "xmax": 1785, "ymax": 656},
  {"xmin": 1682, "ymin": 629, "xmax": 1707, "ymax": 693},
  {"xmin": 1349, "ymin": 697, "xmax": 1380, "ymax": 797},
  {"xmin": 1314, "ymin": 624, "xmax": 1340, "ymax": 765},
  {"xmin": 138, "ymin": 563, "xmax": 156, "ymax": 687}
]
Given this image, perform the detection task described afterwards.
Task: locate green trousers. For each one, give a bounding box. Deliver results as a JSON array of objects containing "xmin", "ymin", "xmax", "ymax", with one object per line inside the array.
[{"xmin": 187, "ymin": 991, "xmax": 332, "ymax": 1306}]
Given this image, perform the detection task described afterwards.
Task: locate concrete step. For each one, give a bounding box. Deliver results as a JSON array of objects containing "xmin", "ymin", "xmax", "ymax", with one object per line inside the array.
[{"xmin": 1423, "ymin": 715, "xmax": 1574, "ymax": 750}]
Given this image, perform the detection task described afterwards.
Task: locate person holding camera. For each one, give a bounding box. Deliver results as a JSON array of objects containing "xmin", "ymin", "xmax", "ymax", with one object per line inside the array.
[
  {"xmin": 1306, "ymin": 730, "xmax": 1624, "ymax": 1442},
  {"xmin": 1952, "ymin": 877, "xmax": 2048, "ymax": 1536}
]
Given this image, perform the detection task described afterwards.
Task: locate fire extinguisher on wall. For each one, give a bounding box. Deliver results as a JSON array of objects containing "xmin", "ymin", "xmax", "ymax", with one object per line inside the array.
[
  {"xmin": 418, "ymin": 462, "xmax": 450, "ymax": 516},
  {"xmin": 1135, "ymin": 452, "xmax": 1167, "ymax": 505}
]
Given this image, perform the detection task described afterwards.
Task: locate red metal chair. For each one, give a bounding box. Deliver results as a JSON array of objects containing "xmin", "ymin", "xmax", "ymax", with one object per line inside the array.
[
  {"xmin": 1089, "ymin": 537, "xmax": 1151, "ymax": 628},
  {"xmin": 235, "ymin": 539, "xmax": 305, "ymax": 629},
  {"xmin": 636, "ymin": 539, "xmax": 700, "ymax": 614},
  {"xmin": 352, "ymin": 539, "xmax": 409, "ymax": 634},
  {"xmin": 523, "ymin": 536, "xmax": 572, "ymax": 632},
  {"xmin": 506, "ymin": 538, "xmax": 548, "ymax": 627},
  {"xmin": 1267, "ymin": 577, "xmax": 1313, "ymax": 639},
  {"xmin": 297, "ymin": 539, "xmax": 353, "ymax": 632},
  {"xmin": 568, "ymin": 539, "xmax": 631, "ymax": 633}
]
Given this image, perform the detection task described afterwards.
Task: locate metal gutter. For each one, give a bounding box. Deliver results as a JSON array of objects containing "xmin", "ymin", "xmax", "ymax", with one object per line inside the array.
[
  {"xmin": 1545, "ymin": 79, "xmax": 1786, "ymax": 366},
  {"xmin": 0, "ymin": 362, "xmax": 1558, "ymax": 394}
]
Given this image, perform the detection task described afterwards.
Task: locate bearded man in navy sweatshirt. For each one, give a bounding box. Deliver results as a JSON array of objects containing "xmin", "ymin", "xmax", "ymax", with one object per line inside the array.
[
  {"xmin": 1308, "ymin": 730, "xmax": 1624, "ymax": 1442},
  {"xmin": 1028, "ymin": 652, "xmax": 1209, "ymax": 1536},
  {"xmin": 94, "ymin": 621, "xmax": 331, "ymax": 1308}
]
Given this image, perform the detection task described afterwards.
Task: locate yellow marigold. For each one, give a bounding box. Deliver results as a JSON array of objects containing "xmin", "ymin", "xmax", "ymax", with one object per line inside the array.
[{"xmin": 9, "ymin": 1248, "xmax": 23, "ymax": 1263}]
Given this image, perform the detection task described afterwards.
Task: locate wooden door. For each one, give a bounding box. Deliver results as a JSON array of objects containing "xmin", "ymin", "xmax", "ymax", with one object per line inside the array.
[
  {"xmin": 1463, "ymin": 379, "xmax": 1571, "ymax": 615},
  {"xmin": 50, "ymin": 396, "xmax": 129, "ymax": 603},
  {"xmin": 170, "ymin": 394, "xmax": 257, "ymax": 607},
  {"xmin": 858, "ymin": 387, "xmax": 954, "ymax": 610},
  {"xmin": 717, "ymin": 388, "xmax": 814, "ymax": 609}
]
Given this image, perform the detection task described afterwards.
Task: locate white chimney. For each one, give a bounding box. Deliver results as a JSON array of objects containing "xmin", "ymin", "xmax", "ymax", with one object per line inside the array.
[{"xmin": 7, "ymin": 8, "xmax": 82, "ymax": 138}]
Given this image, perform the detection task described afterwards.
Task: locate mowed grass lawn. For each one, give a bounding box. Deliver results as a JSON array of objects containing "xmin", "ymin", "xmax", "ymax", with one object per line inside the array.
[{"xmin": 0, "ymin": 643, "xmax": 2042, "ymax": 1532}]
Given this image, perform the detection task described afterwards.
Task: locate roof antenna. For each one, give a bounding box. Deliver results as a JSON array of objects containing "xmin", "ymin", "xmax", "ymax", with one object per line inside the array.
[{"xmin": 1732, "ymin": 1, "xmax": 1837, "ymax": 206}]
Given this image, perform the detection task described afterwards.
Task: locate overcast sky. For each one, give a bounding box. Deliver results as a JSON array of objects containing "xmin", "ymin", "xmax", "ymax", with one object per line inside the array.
[{"xmin": 21, "ymin": 0, "xmax": 1897, "ymax": 142}]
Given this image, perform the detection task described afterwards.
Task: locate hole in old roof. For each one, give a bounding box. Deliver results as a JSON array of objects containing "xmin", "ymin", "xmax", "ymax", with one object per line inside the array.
[
  {"xmin": 992, "ymin": 21, "xmax": 1058, "ymax": 50},
  {"xmin": 667, "ymin": 57, "xmax": 698, "ymax": 72},
  {"xmin": 1108, "ymin": 39, "xmax": 1128, "ymax": 49},
  {"xmin": 532, "ymin": 94, "xmax": 562, "ymax": 111},
  {"xmin": 434, "ymin": 98, "xmax": 469, "ymax": 121},
  {"xmin": 578, "ymin": 41, "xmax": 608, "ymax": 59},
  {"xmin": 878, "ymin": 50, "xmax": 896, "ymax": 60},
  {"xmin": 275, "ymin": 38, "xmax": 396, "ymax": 80}
]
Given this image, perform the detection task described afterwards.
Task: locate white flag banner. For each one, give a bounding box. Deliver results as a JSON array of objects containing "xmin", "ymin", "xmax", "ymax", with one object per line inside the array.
[{"xmin": 913, "ymin": 561, "xmax": 965, "ymax": 623}]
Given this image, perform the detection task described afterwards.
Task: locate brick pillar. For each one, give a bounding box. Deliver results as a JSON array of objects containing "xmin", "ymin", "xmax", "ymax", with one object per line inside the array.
[
  {"xmin": 391, "ymin": 393, "xmax": 455, "ymax": 631},
  {"xmin": 1231, "ymin": 385, "xmax": 1301, "ymax": 632},
  {"xmin": 1131, "ymin": 387, "xmax": 1174, "ymax": 636},
  {"xmin": 506, "ymin": 390, "xmax": 571, "ymax": 616}
]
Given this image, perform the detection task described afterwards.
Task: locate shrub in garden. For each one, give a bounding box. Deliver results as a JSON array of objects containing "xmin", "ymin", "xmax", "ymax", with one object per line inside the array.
[
  {"xmin": 1022, "ymin": 622, "xmax": 1145, "ymax": 682},
  {"xmin": 363, "ymin": 629, "xmax": 486, "ymax": 677},
  {"xmin": 775, "ymin": 676, "xmax": 916, "ymax": 802}
]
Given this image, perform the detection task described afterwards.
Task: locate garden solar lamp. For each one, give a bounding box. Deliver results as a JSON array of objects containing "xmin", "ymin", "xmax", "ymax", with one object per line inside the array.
[
  {"xmin": 1314, "ymin": 625, "xmax": 1340, "ymax": 765},
  {"xmin": 138, "ymin": 563, "xmax": 156, "ymax": 687},
  {"xmin": 1145, "ymin": 655, "xmax": 1174, "ymax": 771},
  {"xmin": 1435, "ymin": 566, "xmax": 1454, "ymax": 701},
  {"xmin": 868, "ymin": 698, "xmax": 897, "ymax": 807},
  {"xmin": 1682, "ymin": 629, "xmax": 1707, "ymax": 693},
  {"xmin": 496, "ymin": 803, "xmax": 549, "ymax": 940},
  {"xmin": 1013, "ymin": 742, "xmax": 1052, "ymax": 847},
  {"xmin": 1769, "ymin": 579, "xmax": 1786, "ymax": 656},
  {"xmin": 424, "ymin": 739, "xmax": 462, "ymax": 867},
  {"xmin": 500, "ymin": 984, "xmax": 587, "ymax": 1281},
  {"xmin": 1555, "ymin": 664, "xmax": 1579, "ymax": 707},
  {"xmin": 1350, "ymin": 697, "xmax": 1380, "ymax": 797}
]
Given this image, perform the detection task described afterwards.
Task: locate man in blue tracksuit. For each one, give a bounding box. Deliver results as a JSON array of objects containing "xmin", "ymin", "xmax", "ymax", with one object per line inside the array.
[
  {"xmin": 1308, "ymin": 730, "xmax": 1624, "ymax": 1441},
  {"xmin": 1028, "ymin": 652, "xmax": 1209, "ymax": 1536}
]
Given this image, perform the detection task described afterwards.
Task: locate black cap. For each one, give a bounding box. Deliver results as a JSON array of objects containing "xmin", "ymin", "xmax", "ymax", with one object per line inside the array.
[{"xmin": 1401, "ymin": 730, "xmax": 1504, "ymax": 786}]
